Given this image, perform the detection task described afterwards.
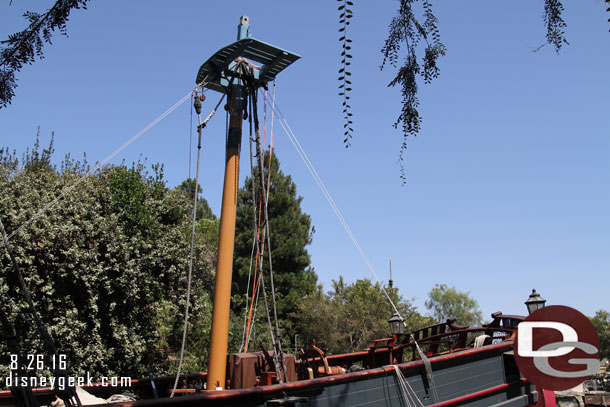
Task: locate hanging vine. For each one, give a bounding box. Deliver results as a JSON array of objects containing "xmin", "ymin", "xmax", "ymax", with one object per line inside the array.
[
  {"xmin": 607, "ymin": 0, "xmax": 610, "ymax": 32},
  {"xmin": 380, "ymin": 0, "xmax": 445, "ymax": 182},
  {"xmin": 543, "ymin": 0, "xmax": 569, "ymax": 52},
  {"xmin": 338, "ymin": 0, "xmax": 354, "ymax": 146}
]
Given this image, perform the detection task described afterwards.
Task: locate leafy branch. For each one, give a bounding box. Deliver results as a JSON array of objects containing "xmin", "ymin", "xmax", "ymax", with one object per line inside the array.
[
  {"xmin": 607, "ymin": 0, "xmax": 610, "ymax": 33},
  {"xmin": 338, "ymin": 0, "xmax": 354, "ymax": 146},
  {"xmin": 380, "ymin": 0, "xmax": 445, "ymax": 182},
  {"xmin": 378, "ymin": 1, "xmax": 599, "ymax": 182},
  {"xmin": 0, "ymin": 0, "xmax": 89, "ymax": 109},
  {"xmin": 543, "ymin": 0, "xmax": 569, "ymax": 52}
]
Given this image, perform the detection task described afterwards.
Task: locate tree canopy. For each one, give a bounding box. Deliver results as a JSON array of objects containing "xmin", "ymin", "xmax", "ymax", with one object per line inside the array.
[
  {"xmin": 176, "ymin": 178, "xmax": 217, "ymax": 222},
  {"xmin": 591, "ymin": 309, "xmax": 610, "ymax": 360},
  {"xmin": 0, "ymin": 133, "xmax": 216, "ymax": 379},
  {"xmin": 294, "ymin": 277, "xmax": 434, "ymax": 354},
  {"xmin": 425, "ymin": 283, "xmax": 483, "ymax": 326}
]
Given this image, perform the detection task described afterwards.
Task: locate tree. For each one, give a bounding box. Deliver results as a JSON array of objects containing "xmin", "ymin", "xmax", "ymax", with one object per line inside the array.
[
  {"xmin": 0, "ymin": 133, "xmax": 216, "ymax": 379},
  {"xmin": 232, "ymin": 152, "xmax": 318, "ymax": 349},
  {"xmin": 157, "ymin": 184, "xmax": 220, "ymax": 372},
  {"xmin": 176, "ymin": 178, "xmax": 216, "ymax": 221},
  {"xmin": 1, "ymin": 0, "xmax": 90, "ymax": 108},
  {"xmin": 425, "ymin": 283, "xmax": 482, "ymax": 326},
  {"xmin": 591, "ymin": 310, "xmax": 610, "ymax": 360},
  {"xmin": 294, "ymin": 277, "xmax": 434, "ymax": 355}
]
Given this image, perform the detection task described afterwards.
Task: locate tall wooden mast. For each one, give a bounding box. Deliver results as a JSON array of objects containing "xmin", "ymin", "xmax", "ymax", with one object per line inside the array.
[
  {"xmin": 206, "ymin": 57, "xmax": 245, "ymax": 392},
  {"xmin": 195, "ymin": 16, "xmax": 300, "ymax": 391}
]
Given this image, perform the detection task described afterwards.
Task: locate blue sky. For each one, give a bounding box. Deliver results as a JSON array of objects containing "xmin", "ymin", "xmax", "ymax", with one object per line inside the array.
[{"xmin": 1, "ymin": 1, "xmax": 608, "ymax": 322}]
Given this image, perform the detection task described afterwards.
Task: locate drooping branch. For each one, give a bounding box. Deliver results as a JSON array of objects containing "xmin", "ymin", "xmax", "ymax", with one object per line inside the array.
[
  {"xmin": 543, "ymin": 0, "xmax": 569, "ymax": 53},
  {"xmin": 337, "ymin": 0, "xmax": 354, "ymax": 146},
  {"xmin": 380, "ymin": 0, "xmax": 445, "ymax": 182},
  {"xmin": 0, "ymin": 0, "xmax": 89, "ymax": 109},
  {"xmin": 606, "ymin": 0, "xmax": 610, "ymax": 33},
  {"xmin": 378, "ymin": 1, "xmax": 586, "ymax": 182}
]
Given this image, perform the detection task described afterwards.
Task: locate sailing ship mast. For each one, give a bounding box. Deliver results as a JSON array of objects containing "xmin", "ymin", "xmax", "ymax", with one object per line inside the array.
[{"xmin": 195, "ymin": 16, "xmax": 300, "ymax": 391}]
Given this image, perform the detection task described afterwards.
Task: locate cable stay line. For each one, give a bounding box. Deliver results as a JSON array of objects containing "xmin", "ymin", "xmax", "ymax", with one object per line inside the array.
[
  {"xmin": 270, "ymin": 98, "xmax": 440, "ymax": 402},
  {"xmin": 269, "ymin": 99, "xmax": 402, "ymax": 316}
]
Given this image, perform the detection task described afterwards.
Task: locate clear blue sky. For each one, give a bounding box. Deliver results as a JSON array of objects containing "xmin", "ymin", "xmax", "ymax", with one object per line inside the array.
[{"xmin": 1, "ymin": 1, "xmax": 608, "ymax": 322}]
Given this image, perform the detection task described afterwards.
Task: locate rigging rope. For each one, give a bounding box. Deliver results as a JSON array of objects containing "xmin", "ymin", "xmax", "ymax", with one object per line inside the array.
[
  {"xmin": 269, "ymin": 80, "xmax": 277, "ymax": 195},
  {"xmin": 240, "ymin": 93, "xmax": 261, "ymax": 353},
  {"xmin": 188, "ymin": 92, "xmax": 194, "ymax": 180},
  {"xmin": 248, "ymin": 87, "xmax": 282, "ymax": 381},
  {"xmin": 2, "ymin": 77, "xmax": 209, "ymax": 246},
  {"xmin": 391, "ymin": 365, "xmax": 425, "ymax": 407},
  {"xmin": 169, "ymin": 90, "xmax": 224, "ymax": 398},
  {"xmin": 252, "ymin": 89, "xmax": 287, "ymax": 383},
  {"xmin": 241, "ymin": 83, "xmax": 277, "ymax": 355},
  {"xmin": 269, "ymin": 98, "xmax": 438, "ymax": 392},
  {"xmin": 269, "ymin": 100, "xmax": 403, "ymax": 314}
]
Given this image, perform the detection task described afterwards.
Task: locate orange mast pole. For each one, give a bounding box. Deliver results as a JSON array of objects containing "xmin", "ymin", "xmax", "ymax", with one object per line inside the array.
[{"xmin": 207, "ymin": 84, "xmax": 244, "ymax": 391}]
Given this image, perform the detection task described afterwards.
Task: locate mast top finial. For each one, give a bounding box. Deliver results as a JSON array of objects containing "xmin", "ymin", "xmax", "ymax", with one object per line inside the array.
[{"xmin": 238, "ymin": 15, "xmax": 251, "ymax": 40}]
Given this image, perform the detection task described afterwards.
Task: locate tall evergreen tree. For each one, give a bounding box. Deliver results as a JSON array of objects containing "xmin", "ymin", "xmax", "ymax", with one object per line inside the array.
[{"xmin": 232, "ymin": 152, "xmax": 317, "ymax": 346}]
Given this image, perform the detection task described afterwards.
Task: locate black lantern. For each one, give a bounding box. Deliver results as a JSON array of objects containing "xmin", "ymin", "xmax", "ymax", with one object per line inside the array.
[
  {"xmin": 388, "ymin": 313, "xmax": 405, "ymax": 336},
  {"xmin": 524, "ymin": 289, "xmax": 546, "ymax": 315}
]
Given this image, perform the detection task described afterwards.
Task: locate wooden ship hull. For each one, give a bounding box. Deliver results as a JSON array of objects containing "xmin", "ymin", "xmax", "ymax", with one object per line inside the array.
[
  {"xmin": 116, "ymin": 342, "xmax": 536, "ymax": 407},
  {"xmin": 1, "ymin": 314, "xmax": 544, "ymax": 406},
  {"xmin": 2, "ymin": 342, "xmax": 537, "ymax": 407}
]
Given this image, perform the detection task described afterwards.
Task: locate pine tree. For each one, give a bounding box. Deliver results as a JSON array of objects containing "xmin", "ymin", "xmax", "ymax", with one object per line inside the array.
[{"xmin": 232, "ymin": 152, "xmax": 317, "ymax": 347}]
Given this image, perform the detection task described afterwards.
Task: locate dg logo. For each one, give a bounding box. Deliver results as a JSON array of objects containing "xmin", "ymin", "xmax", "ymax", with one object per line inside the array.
[{"xmin": 514, "ymin": 305, "xmax": 600, "ymax": 391}]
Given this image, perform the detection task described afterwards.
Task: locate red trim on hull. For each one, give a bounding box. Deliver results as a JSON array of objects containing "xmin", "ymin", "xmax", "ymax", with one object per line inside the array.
[{"xmin": 430, "ymin": 379, "xmax": 529, "ymax": 407}]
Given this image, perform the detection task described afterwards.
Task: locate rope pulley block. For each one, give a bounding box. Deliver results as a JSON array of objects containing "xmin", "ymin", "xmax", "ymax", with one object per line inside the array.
[{"xmin": 194, "ymin": 94, "xmax": 202, "ymax": 115}]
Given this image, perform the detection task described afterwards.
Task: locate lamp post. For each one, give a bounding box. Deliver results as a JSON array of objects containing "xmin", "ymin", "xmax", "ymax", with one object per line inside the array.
[
  {"xmin": 388, "ymin": 313, "xmax": 405, "ymax": 337},
  {"xmin": 524, "ymin": 289, "xmax": 546, "ymax": 315},
  {"xmin": 523, "ymin": 289, "xmax": 552, "ymax": 406},
  {"xmin": 388, "ymin": 313, "xmax": 404, "ymax": 365}
]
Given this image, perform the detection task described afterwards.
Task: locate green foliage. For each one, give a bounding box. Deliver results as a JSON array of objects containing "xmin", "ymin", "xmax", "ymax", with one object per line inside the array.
[
  {"xmin": 366, "ymin": 1, "xmax": 595, "ymax": 180},
  {"xmin": 155, "ymin": 290, "xmax": 215, "ymax": 374},
  {"xmin": 0, "ymin": 134, "xmax": 217, "ymax": 381},
  {"xmin": 337, "ymin": 0, "xmax": 355, "ymax": 145},
  {"xmin": 0, "ymin": 0, "xmax": 90, "ymax": 108},
  {"xmin": 543, "ymin": 0, "xmax": 569, "ymax": 52},
  {"xmin": 425, "ymin": 283, "xmax": 482, "ymax": 326},
  {"xmin": 294, "ymin": 277, "xmax": 433, "ymax": 355},
  {"xmin": 233, "ymin": 152, "xmax": 317, "ymax": 350},
  {"xmin": 380, "ymin": 0, "xmax": 446, "ymax": 182},
  {"xmin": 176, "ymin": 178, "xmax": 217, "ymax": 221},
  {"xmin": 591, "ymin": 310, "xmax": 610, "ymax": 360}
]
